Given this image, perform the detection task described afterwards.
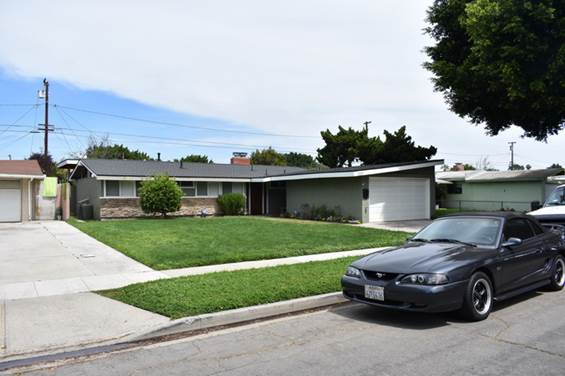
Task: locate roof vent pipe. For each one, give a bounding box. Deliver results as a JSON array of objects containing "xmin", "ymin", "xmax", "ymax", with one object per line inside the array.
[
  {"xmin": 157, "ymin": 152, "xmax": 161, "ymax": 161},
  {"xmin": 180, "ymin": 160, "xmax": 183, "ymax": 169}
]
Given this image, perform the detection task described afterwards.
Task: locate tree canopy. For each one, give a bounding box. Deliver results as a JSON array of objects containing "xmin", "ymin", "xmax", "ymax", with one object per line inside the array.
[
  {"xmin": 28, "ymin": 152, "xmax": 56, "ymax": 176},
  {"xmin": 424, "ymin": 0, "xmax": 565, "ymax": 140},
  {"xmin": 251, "ymin": 147, "xmax": 287, "ymax": 166},
  {"xmin": 316, "ymin": 125, "xmax": 437, "ymax": 168},
  {"xmin": 282, "ymin": 152, "xmax": 318, "ymax": 169},
  {"xmin": 86, "ymin": 137, "xmax": 151, "ymax": 160},
  {"xmin": 176, "ymin": 154, "xmax": 213, "ymax": 164}
]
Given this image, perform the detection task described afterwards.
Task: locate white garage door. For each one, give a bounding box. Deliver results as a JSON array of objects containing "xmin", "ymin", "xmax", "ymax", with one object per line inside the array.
[
  {"xmin": 369, "ymin": 177, "xmax": 430, "ymax": 222},
  {"xmin": 0, "ymin": 180, "xmax": 21, "ymax": 222}
]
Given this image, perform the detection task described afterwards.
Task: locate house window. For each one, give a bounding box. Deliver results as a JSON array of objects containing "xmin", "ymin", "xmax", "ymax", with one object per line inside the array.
[
  {"xmin": 104, "ymin": 180, "xmax": 137, "ymax": 197},
  {"xmin": 178, "ymin": 181, "xmax": 196, "ymax": 196},
  {"xmin": 208, "ymin": 182, "xmax": 220, "ymax": 197},
  {"xmin": 121, "ymin": 181, "xmax": 135, "ymax": 197},
  {"xmin": 222, "ymin": 182, "xmax": 232, "ymax": 194},
  {"xmin": 105, "ymin": 181, "xmax": 120, "ymax": 197},
  {"xmin": 197, "ymin": 182, "xmax": 208, "ymax": 196},
  {"xmin": 447, "ymin": 183, "xmax": 463, "ymax": 194}
]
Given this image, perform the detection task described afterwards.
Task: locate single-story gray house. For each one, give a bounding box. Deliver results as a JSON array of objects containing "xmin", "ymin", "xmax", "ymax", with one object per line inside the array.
[
  {"xmin": 436, "ymin": 168, "xmax": 563, "ymax": 212},
  {"xmin": 63, "ymin": 157, "xmax": 444, "ymax": 223},
  {"xmin": 0, "ymin": 160, "xmax": 45, "ymax": 222}
]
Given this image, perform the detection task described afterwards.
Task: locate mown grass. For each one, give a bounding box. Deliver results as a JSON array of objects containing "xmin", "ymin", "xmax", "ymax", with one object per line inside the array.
[
  {"xmin": 69, "ymin": 216, "xmax": 408, "ymax": 270},
  {"xmin": 100, "ymin": 256, "xmax": 358, "ymax": 319}
]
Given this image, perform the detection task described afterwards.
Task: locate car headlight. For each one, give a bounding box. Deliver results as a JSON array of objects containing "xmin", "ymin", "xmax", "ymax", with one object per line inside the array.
[
  {"xmin": 345, "ymin": 266, "xmax": 361, "ymax": 278},
  {"xmin": 399, "ymin": 273, "xmax": 448, "ymax": 285}
]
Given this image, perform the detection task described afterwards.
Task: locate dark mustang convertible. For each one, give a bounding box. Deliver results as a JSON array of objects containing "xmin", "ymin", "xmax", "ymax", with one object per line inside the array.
[{"xmin": 341, "ymin": 212, "xmax": 565, "ymax": 321}]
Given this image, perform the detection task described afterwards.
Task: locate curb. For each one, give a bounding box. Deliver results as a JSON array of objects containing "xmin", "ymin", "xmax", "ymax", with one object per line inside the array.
[
  {"xmin": 0, "ymin": 292, "xmax": 349, "ymax": 372},
  {"xmin": 130, "ymin": 292, "xmax": 348, "ymax": 341}
]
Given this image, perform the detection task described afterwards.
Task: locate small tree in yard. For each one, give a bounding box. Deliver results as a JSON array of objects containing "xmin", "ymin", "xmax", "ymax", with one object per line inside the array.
[
  {"xmin": 217, "ymin": 193, "xmax": 246, "ymax": 215},
  {"xmin": 139, "ymin": 175, "xmax": 182, "ymax": 217}
]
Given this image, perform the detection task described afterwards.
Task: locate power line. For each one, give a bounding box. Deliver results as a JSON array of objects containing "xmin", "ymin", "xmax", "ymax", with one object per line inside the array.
[
  {"xmin": 0, "ymin": 105, "xmax": 39, "ymax": 138},
  {"xmin": 53, "ymin": 104, "xmax": 319, "ymax": 139}
]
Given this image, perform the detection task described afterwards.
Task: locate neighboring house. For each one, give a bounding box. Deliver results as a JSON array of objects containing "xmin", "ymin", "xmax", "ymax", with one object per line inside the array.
[
  {"xmin": 436, "ymin": 168, "xmax": 563, "ymax": 212},
  {"xmin": 61, "ymin": 156, "xmax": 444, "ymax": 223},
  {"xmin": 0, "ymin": 160, "xmax": 45, "ymax": 222}
]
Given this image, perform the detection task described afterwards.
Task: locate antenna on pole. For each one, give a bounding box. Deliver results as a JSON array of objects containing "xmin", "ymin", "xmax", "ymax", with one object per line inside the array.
[{"xmin": 508, "ymin": 141, "xmax": 516, "ymax": 170}]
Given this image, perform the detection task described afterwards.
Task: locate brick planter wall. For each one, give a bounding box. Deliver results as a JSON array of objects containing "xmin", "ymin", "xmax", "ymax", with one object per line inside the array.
[{"xmin": 100, "ymin": 197, "xmax": 219, "ymax": 218}]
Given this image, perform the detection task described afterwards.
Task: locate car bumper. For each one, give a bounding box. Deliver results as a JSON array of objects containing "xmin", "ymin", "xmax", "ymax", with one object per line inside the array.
[{"xmin": 341, "ymin": 275, "xmax": 468, "ymax": 313}]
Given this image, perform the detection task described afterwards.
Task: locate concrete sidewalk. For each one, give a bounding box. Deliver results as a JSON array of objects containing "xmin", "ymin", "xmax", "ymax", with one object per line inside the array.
[
  {"xmin": 0, "ymin": 247, "xmax": 384, "ymax": 300},
  {"xmin": 0, "ymin": 293, "xmax": 169, "ymax": 359}
]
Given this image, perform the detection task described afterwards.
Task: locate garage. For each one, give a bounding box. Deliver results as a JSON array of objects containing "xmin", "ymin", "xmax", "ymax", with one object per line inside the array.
[
  {"xmin": 0, "ymin": 160, "xmax": 45, "ymax": 222},
  {"xmin": 0, "ymin": 180, "xmax": 22, "ymax": 222},
  {"xmin": 369, "ymin": 177, "xmax": 430, "ymax": 222}
]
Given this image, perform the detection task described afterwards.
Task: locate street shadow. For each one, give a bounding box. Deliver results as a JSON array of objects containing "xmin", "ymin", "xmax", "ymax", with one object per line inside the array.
[
  {"xmin": 491, "ymin": 290, "xmax": 543, "ymax": 312},
  {"xmin": 330, "ymin": 303, "xmax": 457, "ymax": 330}
]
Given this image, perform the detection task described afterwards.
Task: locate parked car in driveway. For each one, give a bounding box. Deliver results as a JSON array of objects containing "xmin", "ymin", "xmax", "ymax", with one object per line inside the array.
[{"xmin": 342, "ymin": 212, "xmax": 565, "ymax": 321}]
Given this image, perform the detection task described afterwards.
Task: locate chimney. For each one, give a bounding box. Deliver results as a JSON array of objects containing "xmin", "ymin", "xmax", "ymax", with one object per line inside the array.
[
  {"xmin": 230, "ymin": 152, "xmax": 251, "ymax": 166},
  {"xmin": 157, "ymin": 152, "xmax": 161, "ymax": 161}
]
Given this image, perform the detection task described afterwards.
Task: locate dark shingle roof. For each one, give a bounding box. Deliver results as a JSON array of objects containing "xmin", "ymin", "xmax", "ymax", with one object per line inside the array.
[{"xmin": 79, "ymin": 159, "xmax": 305, "ymax": 179}]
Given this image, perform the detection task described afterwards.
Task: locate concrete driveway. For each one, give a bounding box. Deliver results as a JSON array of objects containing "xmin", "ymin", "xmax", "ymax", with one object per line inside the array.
[{"xmin": 0, "ymin": 221, "xmax": 157, "ymax": 299}]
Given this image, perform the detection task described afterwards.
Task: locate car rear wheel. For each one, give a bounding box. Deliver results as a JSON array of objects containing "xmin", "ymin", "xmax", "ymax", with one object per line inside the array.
[
  {"xmin": 548, "ymin": 255, "xmax": 565, "ymax": 291},
  {"xmin": 460, "ymin": 272, "xmax": 493, "ymax": 321}
]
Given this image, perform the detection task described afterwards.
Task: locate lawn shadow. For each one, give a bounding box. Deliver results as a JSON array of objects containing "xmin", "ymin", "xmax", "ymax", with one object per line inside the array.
[{"xmin": 330, "ymin": 302, "xmax": 458, "ymax": 330}]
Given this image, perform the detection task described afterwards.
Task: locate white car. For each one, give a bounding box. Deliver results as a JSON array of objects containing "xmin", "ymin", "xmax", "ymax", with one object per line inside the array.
[{"xmin": 529, "ymin": 184, "xmax": 565, "ymax": 229}]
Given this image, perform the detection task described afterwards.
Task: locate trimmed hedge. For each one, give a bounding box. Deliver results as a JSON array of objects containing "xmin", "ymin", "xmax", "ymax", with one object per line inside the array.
[{"xmin": 217, "ymin": 193, "xmax": 246, "ymax": 215}]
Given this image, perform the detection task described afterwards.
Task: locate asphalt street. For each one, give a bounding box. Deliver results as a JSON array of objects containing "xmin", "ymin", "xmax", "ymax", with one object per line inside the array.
[{"xmin": 11, "ymin": 288, "xmax": 565, "ymax": 376}]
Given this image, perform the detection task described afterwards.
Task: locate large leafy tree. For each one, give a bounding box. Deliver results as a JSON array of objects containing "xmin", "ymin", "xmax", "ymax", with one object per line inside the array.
[
  {"xmin": 283, "ymin": 152, "xmax": 317, "ymax": 168},
  {"xmin": 317, "ymin": 126, "xmax": 365, "ymax": 168},
  {"xmin": 86, "ymin": 136, "xmax": 151, "ymax": 160},
  {"xmin": 317, "ymin": 126, "xmax": 436, "ymax": 168},
  {"xmin": 176, "ymin": 154, "xmax": 213, "ymax": 163},
  {"xmin": 424, "ymin": 0, "xmax": 565, "ymax": 140},
  {"xmin": 251, "ymin": 147, "xmax": 286, "ymax": 166}
]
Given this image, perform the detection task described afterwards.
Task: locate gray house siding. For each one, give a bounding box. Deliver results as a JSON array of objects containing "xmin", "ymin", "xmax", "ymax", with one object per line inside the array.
[
  {"xmin": 286, "ymin": 177, "xmax": 363, "ymax": 220},
  {"xmin": 74, "ymin": 177, "xmax": 101, "ymax": 219}
]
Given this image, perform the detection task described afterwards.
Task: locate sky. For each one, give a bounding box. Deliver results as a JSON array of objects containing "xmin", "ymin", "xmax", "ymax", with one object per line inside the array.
[{"xmin": 0, "ymin": 0, "xmax": 563, "ymax": 169}]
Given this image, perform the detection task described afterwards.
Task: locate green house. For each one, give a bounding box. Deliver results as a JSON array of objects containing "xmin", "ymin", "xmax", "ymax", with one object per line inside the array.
[{"xmin": 436, "ymin": 169, "xmax": 563, "ymax": 212}]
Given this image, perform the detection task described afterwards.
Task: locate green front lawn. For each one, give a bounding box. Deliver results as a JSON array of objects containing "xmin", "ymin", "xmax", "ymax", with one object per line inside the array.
[
  {"xmin": 100, "ymin": 256, "xmax": 357, "ymax": 319},
  {"xmin": 69, "ymin": 216, "xmax": 408, "ymax": 270}
]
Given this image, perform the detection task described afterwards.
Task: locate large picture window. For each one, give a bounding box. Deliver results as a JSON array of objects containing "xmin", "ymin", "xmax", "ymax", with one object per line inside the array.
[
  {"xmin": 104, "ymin": 180, "xmax": 137, "ymax": 197},
  {"xmin": 178, "ymin": 181, "xmax": 196, "ymax": 197}
]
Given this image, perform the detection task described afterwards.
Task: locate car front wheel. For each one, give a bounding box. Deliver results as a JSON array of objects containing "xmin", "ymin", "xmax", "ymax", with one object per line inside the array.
[
  {"xmin": 548, "ymin": 255, "xmax": 565, "ymax": 291},
  {"xmin": 460, "ymin": 272, "xmax": 493, "ymax": 321}
]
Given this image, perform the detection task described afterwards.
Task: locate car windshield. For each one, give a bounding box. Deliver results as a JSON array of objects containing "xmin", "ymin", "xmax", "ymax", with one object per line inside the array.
[
  {"xmin": 412, "ymin": 217, "xmax": 502, "ymax": 247},
  {"xmin": 544, "ymin": 187, "xmax": 565, "ymax": 207}
]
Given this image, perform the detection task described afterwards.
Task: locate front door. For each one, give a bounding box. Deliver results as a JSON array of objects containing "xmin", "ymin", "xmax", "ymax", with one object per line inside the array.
[{"xmin": 250, "ymin": 183, "xmax": 263, "ymax": 215}]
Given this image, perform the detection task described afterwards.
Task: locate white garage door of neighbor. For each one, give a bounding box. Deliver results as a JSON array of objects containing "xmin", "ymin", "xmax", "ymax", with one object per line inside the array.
[
  {"xmin": 0, "ymin": 180, "xmax": 22, "ymax": 222},
  {"xmin": 369, "ymin": 177, "xmax": 430, "ymax": 222}
]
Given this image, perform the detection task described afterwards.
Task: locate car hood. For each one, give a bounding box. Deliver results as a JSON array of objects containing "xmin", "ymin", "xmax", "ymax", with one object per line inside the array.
[
  {"xmin": 529, "ymin": 206, "xmax": 565, "ymax": 217},
  {"xmin": 352, "ymin": 242, "xmax": 480, "ymax": 274}
]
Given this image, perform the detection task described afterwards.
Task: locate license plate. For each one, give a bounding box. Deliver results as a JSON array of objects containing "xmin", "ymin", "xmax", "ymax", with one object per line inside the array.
[{"xmin": 364, "ymin": 285, "xmax": 384, "ymax": 301}]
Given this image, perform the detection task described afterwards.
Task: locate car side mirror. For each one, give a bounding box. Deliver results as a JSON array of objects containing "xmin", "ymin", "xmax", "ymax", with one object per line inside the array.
[{"xmin": 501, "ymin": 237, "xmax": 522, "ymax": 248}]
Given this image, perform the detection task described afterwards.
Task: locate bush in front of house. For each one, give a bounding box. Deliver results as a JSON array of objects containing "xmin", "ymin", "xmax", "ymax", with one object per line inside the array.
[
  {"xmin": 139, "ymin": 175, "xmax": 182, "ymax": 217},
  {"xmin": 217, "ymin": 193, "xmax": 246, "ymax": 215}
]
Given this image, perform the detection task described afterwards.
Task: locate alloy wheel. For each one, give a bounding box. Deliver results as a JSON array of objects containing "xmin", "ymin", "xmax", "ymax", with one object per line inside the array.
[{"xmin": 472, "ymin": 278, "xmax": 492, "ymax": 315}]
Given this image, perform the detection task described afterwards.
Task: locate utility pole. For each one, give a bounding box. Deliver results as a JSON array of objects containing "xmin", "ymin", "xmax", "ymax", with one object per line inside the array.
[
  {"xmin": 363, "ymin": 121, "xmax": 372, "ymax": 133},
  {"xmin": 37, "ymin": 78, "xmax": 53, "ymax": 158},
  {"xmin": 508, "ymin": 141, "xmax": 516, "ymax": 170},
  {"xmin": 43, "ymin": 78, "xmax": 49, "ymax": 158}
]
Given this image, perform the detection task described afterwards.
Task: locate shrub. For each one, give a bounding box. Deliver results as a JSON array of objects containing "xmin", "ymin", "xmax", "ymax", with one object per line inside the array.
[
  {"xmin": 139, "ymin": 175, "xmax": 182, "ymax": 217},
  {"xmin": 217, "ymin": 193, "xmax": 246, "ymax": 215}
]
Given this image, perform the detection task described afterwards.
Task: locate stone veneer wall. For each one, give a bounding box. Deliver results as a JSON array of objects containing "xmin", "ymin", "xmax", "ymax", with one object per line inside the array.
[{"xmin": 100, "ymin": 197, "xmax": 219, "ymax": 218}]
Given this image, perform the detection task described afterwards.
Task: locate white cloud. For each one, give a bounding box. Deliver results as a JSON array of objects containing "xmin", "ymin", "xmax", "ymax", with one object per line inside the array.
[{"xmin": 0, "ymin": 0, "xmax": 563, "ymax": 168}]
